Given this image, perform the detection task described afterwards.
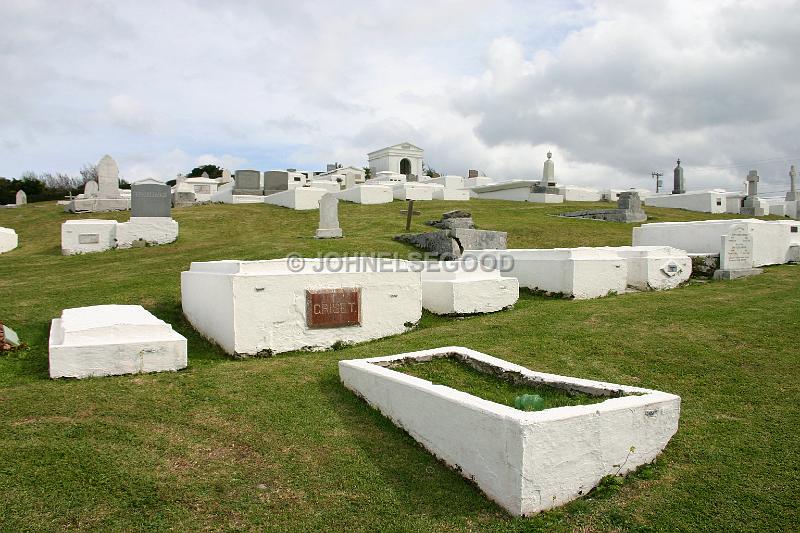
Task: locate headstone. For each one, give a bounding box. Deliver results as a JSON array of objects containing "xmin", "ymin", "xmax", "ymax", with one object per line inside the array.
[
  {"xmin": 200, "ymin": 171, "xmax": 210, "ymax": 179},
  {"xmin": 786, "ymin": 165, "xmax": 798, "ymax": 201},
  {"xmin": 220, "ymin": 168, "xmax": 232, "ymax": 184},
  {"xmin": 15, "ymin": 190, "xmax": 27, "ymax": 205},
  {"xmin": 426, "ymin": 210, "xmax": 475, "ymax": 230},
  {"xmin": 542, "ymin": 151, "xmax": 555, "ymax": 186},
  {"xmin": 84, "ymin": 180, "xmax": 99, "ymax": 197},
  {"xmin": 97, "ymin": 155, "xmax": 121, "ymax": 198},
  {"xmin": 316, "ymin": 193, "xmax": 343, "ymax": 239},
  {"xmin": 672, "ymin": 159, "xmax": 685, "ymax": 195},
  {"xmin": 0, "ymin": 322, "xmax": 21, "ymax": 350},
  {"xmin": 131, "ymin": 179, "xmax": 171, "ymax": 218},
  {"xmin": 741, "ymin": 170, "xmax": 765, "ymax": 216},
  {"xmin": 263, "ymin": 171, "xmax": 290, "ymax": 196},
  {"xmin": 233, "ymin": 170, "xmax": 262, "ymax": 195},
  {"xmin": 617, "ymin": 191, "xmax": 642, "ymax": 211},
  {"xmin": 713, "ymin": 224, "xmax": 762, "ymax": 280},
  {"xmin": 176, "ymin": 173, "xmax": 187, "ymax": 184}
]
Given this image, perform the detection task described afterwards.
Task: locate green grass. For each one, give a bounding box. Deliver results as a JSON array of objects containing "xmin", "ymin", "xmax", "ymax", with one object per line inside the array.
[
  {"xmin": 391, "ymin": 355, "xmax": 611, "ymax": 410},
  {"xmin": 0, "ymin": 200, "xmax": 798, "ymax": 531}
]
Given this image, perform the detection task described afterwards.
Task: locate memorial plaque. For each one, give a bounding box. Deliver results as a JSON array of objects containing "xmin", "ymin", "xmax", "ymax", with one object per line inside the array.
[
  {"xmin": 306, "ymin": 288, "xmax": 361, "ymax": 328},
  {"xmin": 194, "ymin": 185, "xmax": 211, "ymax": 194},
  {"xmin": 78, "ymin": 233, "xmax": 100, "ymax": 244},
  {"xmin": 720, "ymin": 224, "xmax": 753, "ymax": 270}
]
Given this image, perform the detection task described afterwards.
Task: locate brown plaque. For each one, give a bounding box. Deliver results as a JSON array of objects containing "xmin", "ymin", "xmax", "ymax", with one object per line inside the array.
[{"xmin": 306, "ymin": 288, "xmax": 361, "ymax": 328}]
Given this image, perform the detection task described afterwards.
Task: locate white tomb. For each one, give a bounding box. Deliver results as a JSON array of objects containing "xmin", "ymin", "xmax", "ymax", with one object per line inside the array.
[
  {"xmin": 339, "ymin": 346, "xmax": 681, "ymax": 516},
  {"xmin": 393, "ymin": 183, "xmax": 434, "ymax": 201},
  {"xmin": 264, "ymin": 186, "xmax": 328, "ymax": 210},
  {"xmin": 308, "ymin": 180, "xmax": 342, "ymax": 194},
  {"xmin": 644, "ymin": 190, "xmax": 727, "ymax": 214},
  {"xmin": 183, "ymin": 176, "xmax": 220, "ymax": 202},
  {"xmin": 368, "ymin": 143, "xmax": 424, "ymax": 177},
  {"xmin": 602, "ymin": 246, "xmax": 691, "ymax": 291},
  {"xmin": 49, "ymin": 305, "xmax": 187, "ymax": 379},
  {"xmin": 415, "ymin": 261, "xmax": 519, "ymax": 315},
  {"xmin": 181, "ymin": 258, "xmax": 422, "ymax": 356},
  {"xmin": 557, "ymin": 186, "xmax": 604, "ymax": 202},
  {"xmin": 61, "ymin": 220, "xmax": 118, "ymax": 255},
  {"xmin": 336, "ymin": 184, "xmax": 394, "ymax": 205},
  {"xmin": 0, "ymin": 227, "xmax": 18, "ymax": 254},
  {"xmin": 430, "ymin": 184, "xmax": 470, "ymax": 201},
  {"xmin": 467, "ymin": 248, "xmax": 627, "ymax": 299},
  {"xmin": 67, "ymin": 155, "xmax": 131, "ymax": 213},
  {"xmin": 470, "ymin": 181, "xmax": 533, "ymax": 202},
  {"xmin": 633, "ymin": 219, "xmax": 800, "ymax": 267}
]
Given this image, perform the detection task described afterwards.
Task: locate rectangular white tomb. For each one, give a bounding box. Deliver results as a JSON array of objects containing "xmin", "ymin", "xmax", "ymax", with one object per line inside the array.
[
  {"xmin": 416, "ymin": 261, "xmax": 519, "ymax": 314},
  {"xmin": 339, "ymin": 347, "xmax": 681, "ymax": 516},
  {"xmin": 49, "ymin": 305, "xmax": 187, "ymax": 379},
  {"xmin": 181, "ymin": 258, "xmax": 422, "ymax": 356}
]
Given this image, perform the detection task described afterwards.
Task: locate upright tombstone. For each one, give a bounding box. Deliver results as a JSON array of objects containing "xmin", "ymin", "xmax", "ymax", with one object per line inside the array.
[
  {"xmin": 672, "ymin": 159, "xmax": 685, "ymax": 195},
  {"xmin": 713, "ymin": 224, "xmax": 762, "ymax": 280},
  {"xmin": 131, "ymin": 179, "xmax": 171, "ymax": 218},
  {"xmin": 741, "ymin": 170, "xmax": 765, "ymax": 216},
  {"xmin": 787, "ymin": 165, "xmax": 799, "ymax": 202},
  {"xmin": 15, "ymin": 190, "xmax": 27, "ymax": 205},
  {"xmin": 220, "ymin": 168, "xmax": 232, "ymax": 184},
  {"xmin": 316, "ymin": 193, "xmax": 343, "ymax": 239},
  {"xmin": 233, "ymin": 170, "xmax": 262, "ymax": 195},
  {"xmin": 542, "ymin": 150, "xmax": 555, "ymax": 186},
  {"xmin": 84, "ymin": 180, "xmax": 99, "ymax": 197},
  {"xmin": 97, "ymin": 155, "xmax": 121, "ymax": 198},
  {"xmin": 263, "ymin": 171, "xmax": 290, "ymax": 196}
]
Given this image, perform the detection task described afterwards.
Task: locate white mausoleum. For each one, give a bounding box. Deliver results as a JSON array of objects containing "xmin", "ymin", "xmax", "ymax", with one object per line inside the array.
[{"xmin": 368, "ymin": 143, "xmax": 424, "ymax": 177}]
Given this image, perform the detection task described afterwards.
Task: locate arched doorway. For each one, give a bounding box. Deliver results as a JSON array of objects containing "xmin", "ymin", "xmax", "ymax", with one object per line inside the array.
[{"xmin": 399, "ymin": 158, "xmax": 411, "ymax": 175}]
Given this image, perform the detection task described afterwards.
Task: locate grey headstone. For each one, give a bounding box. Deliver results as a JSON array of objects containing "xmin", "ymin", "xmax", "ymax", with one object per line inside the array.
[
  {"xmin": 1, "ymin": 323, "xmax": 20, "ymax": 348},
  {"xmin": 15, "ymin": 190, "xmax": 27, "ymax": 205},
  {"xmin": 131, "ymin": 179, "xmax": 171, "ymax": 217},
  {"xmin": 263, "ymin": 171, "xmax": 290, "ymax": 196},
  {"xmin": 84, "ymin": 180, "xmax": 99, "ymax": 196},
  {"xmin": 234, "ymin": 170, "xmax": 262, "ymax": 194},
  {"xmin": 672, "ymin": 159, "xmax": 685, "ymax": 195},
  {"xmin": 97, "ymin": 154, "xmax": 121, "ymax": 198},
  {"xmin": 220, "ymin": 169, "xmax": 232, "ymax": 183},
  {"xmin": 787, "ymin": 165, "xmax": 799, "ymax": 202},
  {"xmin": 316, "ymin": 193, "xmax": 342, "ymax": 239},
  {"xmin": 719, "ymin": 224, "xmax": 753, "ymax": 271}
]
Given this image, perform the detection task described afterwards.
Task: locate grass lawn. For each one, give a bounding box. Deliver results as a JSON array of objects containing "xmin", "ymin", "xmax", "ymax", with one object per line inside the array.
[{"xmin": 0, "ymin": 200, "xmax": 798, "ymax": 531}]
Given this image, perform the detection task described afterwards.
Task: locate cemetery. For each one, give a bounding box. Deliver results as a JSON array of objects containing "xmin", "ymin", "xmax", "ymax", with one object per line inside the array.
[{"xmin": 0, "ymin": 191, "xmax": 798, "ymax": 530}]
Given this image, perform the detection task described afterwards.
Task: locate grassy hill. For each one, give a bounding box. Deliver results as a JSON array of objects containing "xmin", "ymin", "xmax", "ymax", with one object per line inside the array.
[{"xmin": 0, "ymin": 200, "xmax": 798, "ymax": 531}]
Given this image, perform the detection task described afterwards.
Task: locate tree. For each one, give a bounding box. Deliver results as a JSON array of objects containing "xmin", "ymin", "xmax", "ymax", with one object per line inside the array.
[
  {"xmin": 79, "ymin": 163, "xmax": 98, "ymax": 185},
  {"xmin": 188, "ymin": 164, "xmax": 223, "ymax": 179},
  {"xmin": 422, "ymin": 163, "xmax": 440, "ymax": 179}
]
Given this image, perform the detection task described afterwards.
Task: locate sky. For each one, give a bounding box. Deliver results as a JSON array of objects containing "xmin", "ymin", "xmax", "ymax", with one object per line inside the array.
[{"xmin": 1, "ymin": 0, "xmax": 799, "ymax": 194}]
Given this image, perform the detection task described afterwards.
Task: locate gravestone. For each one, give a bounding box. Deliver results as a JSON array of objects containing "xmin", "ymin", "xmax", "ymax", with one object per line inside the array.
[
  {"xmin": 316, "ymin": 193, "xmax": 343, "ymax": 239},
  {"xmin": 263, "ymin": 171, "xmax": 290, "ymax": 196},
  {"xmin": 787, "ymin": 165, "xmax": 798, "ymax": 202},
  {"xmin": 542, "ymin": 151, "xmax": 555, "ymax": 186},
  {"xmin": 131, "ymin": 179, "xmax": 171, "ymax": 218},
  {"xmin": 220, "ymin": 168, "xmax": 232, "ymax": 183},
  {"xmin": 426, "ymin": 210, "xmax": 475, "ymax": 230},
  {"xmin": 234, "ymin": 170, "xmax": 262, "ymax": 195},
  {"xmin": 559, "ymin": 191, "xmax": 646, "ymax": 223},
  {"xmin": 15, "ymin": 190, "xmax": 27, "ymax": 205},
  {"xmin": 741, "ymin": 170, "xmax": 765, "ymax": 216},
  {"xmin": 97, "ymin": 155, "xmax": 121, "ymax": 198},
  {"xmin": 713, "ymin": 224, "xmax": 762, "ymax": 280},
  {"xmin": 84, "ymin": 180, "xmax": 99, "ymax": 196},
  {"xmin": 0, "ymin": 322, "xmax": 21, "ymax": 351},
  {"xmin": 672, "ymin": 159, "xmax": 685, "ymax": 195}
]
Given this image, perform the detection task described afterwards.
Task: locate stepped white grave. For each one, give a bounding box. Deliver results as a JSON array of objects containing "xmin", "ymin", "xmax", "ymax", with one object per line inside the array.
[
  {"xmin": 340, "ymin": 346, "xmax": 681, "ymax": 516},
  {"xmin": 416, "ymin": 260, "xmax": 519, "ymax": 314},
  {"xmin": 49, "ymin": 305, "xmax": 187, "ymax": 379}
]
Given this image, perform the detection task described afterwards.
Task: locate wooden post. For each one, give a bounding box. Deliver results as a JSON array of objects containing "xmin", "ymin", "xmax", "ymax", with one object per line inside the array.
[{"xmin": 405, "ymin": 200, "xmax": 414, "ymax": 231}]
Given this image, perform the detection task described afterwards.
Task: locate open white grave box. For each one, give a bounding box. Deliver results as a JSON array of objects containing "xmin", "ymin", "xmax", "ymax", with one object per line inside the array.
[{"xmin": 339, "ymin": 346, "xmax": 681, "ymax": 516}]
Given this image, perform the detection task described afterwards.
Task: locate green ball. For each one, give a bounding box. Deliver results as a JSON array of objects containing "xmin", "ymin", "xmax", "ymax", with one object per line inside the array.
[{"xmin": 514, "ymin": 394, "xmax": 545, "ymax": 412}]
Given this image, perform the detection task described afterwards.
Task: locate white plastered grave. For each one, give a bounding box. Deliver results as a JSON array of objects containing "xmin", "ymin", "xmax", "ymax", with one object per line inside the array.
[
  {"xmin": 339, "ymin": 347, "xmax": 681, "ymax": 516},
  {"xmin": 416, "ymin": 261, "xmax": 519, "ymax": 314},
  {"xmin": 181, "ymin": 258, "xmax": 422, "ymax": 356},
  {"xmin": 49, "ymin": 305, "xmax": 187, "ymax": 379},
  {"xmin": 0, "ymin": 227, "xmax": 19, "ymax": 254},
  {"xmin": 336, "ymin": 184, "xmax": 394, "ymax": 204},
  {"xmin": 264, "ymin": 187, "xmax": 328, "ymax": 210}
]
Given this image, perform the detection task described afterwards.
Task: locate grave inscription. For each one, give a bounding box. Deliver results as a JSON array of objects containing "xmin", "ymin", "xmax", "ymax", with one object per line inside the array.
[{"xmin": 306, "ymin": 288, "xmax": 361, "ymax": 328}]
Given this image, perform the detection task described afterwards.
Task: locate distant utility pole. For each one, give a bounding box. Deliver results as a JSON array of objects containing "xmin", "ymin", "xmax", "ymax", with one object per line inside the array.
[{"xmin": 651, "ymin": 171, "xmax": 664, "ymax": 193}]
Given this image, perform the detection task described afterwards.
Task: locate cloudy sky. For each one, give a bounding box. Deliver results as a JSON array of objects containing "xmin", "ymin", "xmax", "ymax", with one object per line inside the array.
[{"xmin": 1, "ymin": 0, "xmax": 798, "ymax": 193}]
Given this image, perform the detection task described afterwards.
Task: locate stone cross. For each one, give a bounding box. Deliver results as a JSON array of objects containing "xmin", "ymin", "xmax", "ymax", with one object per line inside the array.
[
  {"xmin": 672, "ymin": 158, "xmax": 685, "ymax": 195},
  {"xmin": 15, "ymin": 190, "xmax": 27, "ymax": 205},
  {"xmin": 96, "ymin": 154, "xmax": 121, "ymax": 198},
  {"xmin": 315, "ymin": 193, "xmax": 342, "ymax": 239},
  {"xmin": 746, "ymin": 170, "xmax": 759, "ymax": 197}
]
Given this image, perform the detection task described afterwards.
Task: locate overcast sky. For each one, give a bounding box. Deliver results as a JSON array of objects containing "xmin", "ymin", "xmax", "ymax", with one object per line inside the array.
[{"xmin": 1, "ymin": 0, "xmax": 798, "ymax": 193}]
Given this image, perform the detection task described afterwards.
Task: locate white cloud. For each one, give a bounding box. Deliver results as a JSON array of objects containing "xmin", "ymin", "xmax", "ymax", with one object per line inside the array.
[{"xmin": 0, "ymin": 0, "xmax": 797, "ymax": 193}]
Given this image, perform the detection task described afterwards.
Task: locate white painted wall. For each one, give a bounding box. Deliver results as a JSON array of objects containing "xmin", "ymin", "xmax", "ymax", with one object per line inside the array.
[
  {"xmin": 49, "ymin": 305, "xmax": 187, "ymax": 379},
  {"xmin": 339, "ymin": 346, "xmax": 681, "ymax": 516},
  {"xmin": 645, "ymin": 191, "xmax": 727, "ymax": 213},
  {"xmin": 181, "ymin": 259, "xmax": 423, "ymax": 356},
  {"xmin": 336, "ymin": 185, "xmax": 394, "ymax": 205},
  {"xmin": 0, "ymin": 227, "xmax": 18, "ymax": 254},
  {"xmin": 633, "ymin": 219, "xmax": 800, "ymax": 267},
  {"xmin": 264, "ymin": 187, "xmax": 328, "ymax": 210}
]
